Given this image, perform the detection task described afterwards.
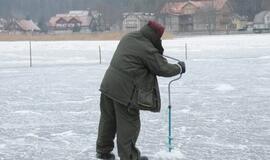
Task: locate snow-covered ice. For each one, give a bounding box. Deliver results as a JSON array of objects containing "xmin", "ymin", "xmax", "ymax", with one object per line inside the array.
[
  {"xmin": 154, "ymin": 150, "xmax": 184, "ymax": 160},
  {"xmin": 214, "ymin": 84, "xmax": 235, "ymax": 92},
  {"xmin": 0, "ymin": 34, "xmax": 270, "ymax": 160}
]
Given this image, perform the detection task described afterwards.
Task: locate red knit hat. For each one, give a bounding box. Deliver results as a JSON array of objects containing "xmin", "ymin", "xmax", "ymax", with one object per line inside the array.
[{"xmin": 148, "ymin": 20, "xmax": 165, "ymax": 38}]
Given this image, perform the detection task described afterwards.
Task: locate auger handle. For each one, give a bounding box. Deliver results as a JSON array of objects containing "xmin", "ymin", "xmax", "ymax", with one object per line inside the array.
[{"xmin": 163, "ymin": 54, "xmax": 183, "ymax": 152}]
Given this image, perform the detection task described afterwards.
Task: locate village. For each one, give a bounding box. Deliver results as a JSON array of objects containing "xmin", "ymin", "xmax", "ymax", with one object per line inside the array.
[{"xmin": 0, "ymin": 0, "xmax": 269, "ymax": 37}]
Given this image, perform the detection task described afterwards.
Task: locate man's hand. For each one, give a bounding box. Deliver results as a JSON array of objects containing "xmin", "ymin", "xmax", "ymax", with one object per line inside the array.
[{"xmin": 177, "ymin": 61, "xmax": 186, "ymax": 74}]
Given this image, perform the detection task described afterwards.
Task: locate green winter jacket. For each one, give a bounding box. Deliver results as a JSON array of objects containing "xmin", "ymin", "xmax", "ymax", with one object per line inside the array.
[{"xmin": 100, "ymin": 25, "xmax": 180, "ymax": 112}]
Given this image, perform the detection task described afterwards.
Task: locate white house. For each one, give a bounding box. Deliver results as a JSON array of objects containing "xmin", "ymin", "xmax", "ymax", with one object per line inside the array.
[
  {"xmin": 253, "ymin": 10, "xmax": 270, "ymax": 32},
  {"xmin": 0, "ymin": 18, "xmax": 7, "ymax": 32},
  {"xmin": 122, "ymin": 12, "xmax": 155, "ymax": 32},
  {"xmin": 48, "ymin": 10, "xmax": 105, "ymax": 33}
]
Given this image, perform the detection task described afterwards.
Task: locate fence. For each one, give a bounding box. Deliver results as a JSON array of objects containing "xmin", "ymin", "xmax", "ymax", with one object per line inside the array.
[
  {"xmin": 0, "ymin": 41, "xmax": 119, "ymax": 68},
  {"xmin": 1, "ymin": 34, "xmax": 267, "ymax": 69},
  {"xmin": 0, "ymin": 41, "xmax": 189, "ymax": 69}
]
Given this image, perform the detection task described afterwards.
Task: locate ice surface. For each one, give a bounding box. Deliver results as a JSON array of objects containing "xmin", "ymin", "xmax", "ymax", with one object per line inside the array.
[
  {"xmin": 0, "ymin": 34, "xmax": 270, "ymax": 160},
  {"xmin": 154, "ymin": 150, "xmax": 184, "ymax": 160},
  {"xmin": 214, "ymin": 84, "xmax": 235, "ymax": 92}
]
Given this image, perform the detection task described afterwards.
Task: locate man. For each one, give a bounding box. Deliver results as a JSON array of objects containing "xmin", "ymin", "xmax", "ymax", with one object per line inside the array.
[{"xmin": 96, "ymin": 21, "xmax": 186, "ymax": 160}]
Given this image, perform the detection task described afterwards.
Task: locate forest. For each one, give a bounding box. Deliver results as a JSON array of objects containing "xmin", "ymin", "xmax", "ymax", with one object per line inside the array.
[{"xmin": 0, "ymin": 0, "xmax": 269, "ymax": 24}]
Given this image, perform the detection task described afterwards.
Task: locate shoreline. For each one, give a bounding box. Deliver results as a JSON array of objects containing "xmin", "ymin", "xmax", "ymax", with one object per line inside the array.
[
  {"xmin": 0, "ymin": 31, "xmax": 175, "ymax": 41},
  {"xmin": 0, "ymin": 31, "xmax": 268, "ymax": 41}
]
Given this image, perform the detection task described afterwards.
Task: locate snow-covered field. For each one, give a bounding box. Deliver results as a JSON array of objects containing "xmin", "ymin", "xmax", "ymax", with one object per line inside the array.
[{"xmin": 0, "ymin": 34, "xmax": 270, "ymax": 160}]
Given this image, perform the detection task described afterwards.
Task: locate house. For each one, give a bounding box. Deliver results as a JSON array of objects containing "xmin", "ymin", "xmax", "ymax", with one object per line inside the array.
[
  {"xmin": 0, "ymin": 18, "xmax": 7, "ymax": 32},
  {"xmin": 159, "ymin": 0, "xmax": 233, "ymax": 32},
  {"xmin": 48, "ymin": 10, "xmax": 105, "ymax": 33},
  {"xmin": 194, "ymin": 0, "xmax": 233, "ymax": 32},
  {"xmin": 160, "ymin": 1, "xmax": 196, "ymax": 32},
  {"xmin": 122, "ymin": 12, "xmax": 155, "ymax": 32},
  {"xmin": 253, "ymin": 10, "xmax": 270, "ymax": 33},
  {"xmin": 231, "ymin": 15, "xmax": 248, "ymax": 31},
  {"xmin": 5, "ymin": 19, "xmax": 40, "ymax": 33}
]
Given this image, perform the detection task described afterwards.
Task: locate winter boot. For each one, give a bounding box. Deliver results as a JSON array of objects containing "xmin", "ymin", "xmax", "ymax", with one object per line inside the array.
[
  {"xmin": 140, "ymin": 156, "xmax": 148, "ymax": 160},
  {"xmin": 96, "ymin": 152, "xmax": 115, "ymax": 160}
]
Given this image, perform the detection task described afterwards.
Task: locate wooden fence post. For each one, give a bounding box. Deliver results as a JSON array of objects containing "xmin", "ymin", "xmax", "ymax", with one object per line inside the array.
[
  {"xmin": 185, "ymin": 43, "xmax": 188, "ymax": 60},
  {"xmin": 29, "ymin": 41, "xmax": 32, "ymax": 67},
  {"xmin": 99, "ymin": 45, "xmax": 102, "ymax": 64}
]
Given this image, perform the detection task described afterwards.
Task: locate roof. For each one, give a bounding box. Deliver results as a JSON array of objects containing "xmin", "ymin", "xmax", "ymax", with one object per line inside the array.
[
  {"xmin": 69, "ymin": 10, "xmax": 89, "ymax": 16},
  {"xmin": 161, "ymin": 0, "xmax": 229, "ymax": 15},
  {"xmin": 232, "ymin": 14, "xmax": 248, "ymax": 21},
  {"xmin": 17, "ymin": 20, "xmax": 40, "ymax": 31},
  {"xmin": 123, "ymin": 12, "xmax": 155, "ymax": 21},
  {"xmin": 49, "ymin": 11, "xmax": 92, "ymax": 27},
  {"xmin": 254, "ymin": 10, "xmax": 270, "ymax": 24},
  {"xmin": 213, "ymin": 0, "xmax": 228, "ymax": 10},
  {"xmin": 55, "ymin": 16, "xmax": 80, "ymax": 23},
  {"xmin": 161, "ymin": 2, "xmax": 187, "ymax": 15}
]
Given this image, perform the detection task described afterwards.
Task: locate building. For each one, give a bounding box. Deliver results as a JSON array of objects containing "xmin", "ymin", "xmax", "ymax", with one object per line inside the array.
[
  {"xmin": 5, "ymin": 19, "xmax": 40, "ymax": 33},
  {"xmin": 122, "ymin": 12, "xmax": 155, "ymax": 32},
  {"xmin": 160, "ymin": 1, "xmax": 196, "ymax": 32},
  {"xmin": 159, "ymin": 0, "xmax": 233, "ymax": 32},
  {"xmin": 253, "ymin": 10, "xmax": 270, "ymax": 33},
  {"xmin": 0, "ymin": 18, "xmax": 7, "ymax": 32},
  {"xmin": 48, "ymin": 10, "xmax": 105, "ymax": 33},
  {"xmin": 231, "ymin": 15, "xmax": 248, "ymax": 31}
]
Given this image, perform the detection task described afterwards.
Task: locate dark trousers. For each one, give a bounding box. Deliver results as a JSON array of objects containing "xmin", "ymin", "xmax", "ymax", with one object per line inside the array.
[{"xmin": 96, "ymin": 93, "xmax": 141, "ymax": 160}]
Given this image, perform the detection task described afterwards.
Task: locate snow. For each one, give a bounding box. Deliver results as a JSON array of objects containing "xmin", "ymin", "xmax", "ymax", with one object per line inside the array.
[
  {"xmin": 214, "ymin": 84, "xmax": 235, "ymax": 92},
  {"xmin": 51, "ymin": 130, "xmax": 77, "ymax": 137},
  {"xmin": 154, "ymin": 150, "xmax": 184, "ymax": 160},
  {"xmin": 0, "ymin": 34, "xmax": 270, "ymax": 160}
]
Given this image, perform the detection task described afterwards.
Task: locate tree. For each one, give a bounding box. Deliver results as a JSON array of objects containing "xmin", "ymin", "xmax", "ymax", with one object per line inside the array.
[
  {"xmin": 38, "ymin": 16, "xmax": 48, "ymax": 33},
  {"xmin": 230, "ymin": 0, "xmax": 262, "ymax": 20},
  {"xmin": 72, "ymin": 24, "xmax": 81, "ymax": 32}
]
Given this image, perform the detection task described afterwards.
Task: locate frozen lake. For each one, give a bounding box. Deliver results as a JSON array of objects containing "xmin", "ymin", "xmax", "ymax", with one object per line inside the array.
[{"xmin": 0, "ymin": 34, "xmax": 270, "ymax": 160}]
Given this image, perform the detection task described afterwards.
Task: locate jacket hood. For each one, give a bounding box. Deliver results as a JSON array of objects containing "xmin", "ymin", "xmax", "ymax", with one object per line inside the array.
[{"xmin": 140, "ymin": 25, "xmax": 164, "ymax": 54}]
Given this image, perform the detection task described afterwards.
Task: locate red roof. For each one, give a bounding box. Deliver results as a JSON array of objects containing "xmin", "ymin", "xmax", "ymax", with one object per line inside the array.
[
  {"xmin": 17, "ymin": 20, "xmax": 40, "ymax": 31},
  {"xmin": 213, "ymin": 0, "xmax": 228, "ymax": 10},
  {"xmin": 161, "ymin": 0, "xmax": 228, "ymax": 15},
  {"xmin": 49, "ymin": 11, "xmax": 92, "ymax": 27}
]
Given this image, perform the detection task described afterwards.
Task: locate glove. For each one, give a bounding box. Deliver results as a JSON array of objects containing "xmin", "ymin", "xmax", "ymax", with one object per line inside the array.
[{"xmin": 177, "ymin": 61, "xmax": 186, "ymax": 74}]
